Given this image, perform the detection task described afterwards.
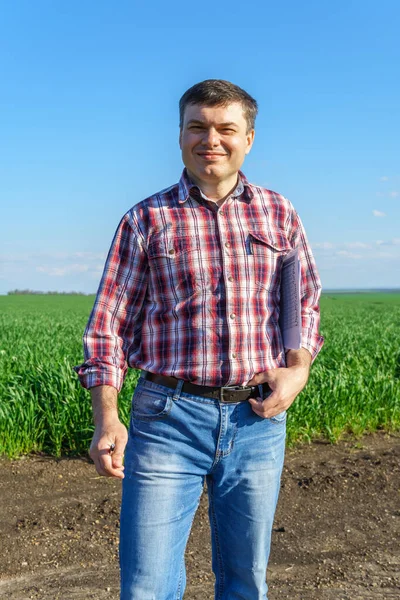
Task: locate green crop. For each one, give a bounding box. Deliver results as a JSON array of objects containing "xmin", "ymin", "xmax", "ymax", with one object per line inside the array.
[{"xmin": 0, "ymin": 293, "xmax": 399, "ymax": 457}]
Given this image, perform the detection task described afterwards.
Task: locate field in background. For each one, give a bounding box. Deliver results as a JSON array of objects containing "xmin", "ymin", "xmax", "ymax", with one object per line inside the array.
[{"xmin": 0, "ymin": 293, "xmax": 399, "ymax": 457}]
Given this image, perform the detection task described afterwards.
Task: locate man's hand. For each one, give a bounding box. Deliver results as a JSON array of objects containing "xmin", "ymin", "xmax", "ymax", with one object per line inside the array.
[
  {"xmin": 89, "ymin": 384, "xmax": 127, "ymax": 479},
  {"xmin": 89, "ymin": 418, "xmax": 128, "ymax": 479},
  {"xmin": 246, "ymin": 348, "xmax": 312, "ymax": 419}
]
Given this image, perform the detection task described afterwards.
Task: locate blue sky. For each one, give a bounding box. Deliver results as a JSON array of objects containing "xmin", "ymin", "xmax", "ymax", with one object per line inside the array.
[{"xmin": 1, "ymin": 0, "xmax": 399, "ymax": 294}]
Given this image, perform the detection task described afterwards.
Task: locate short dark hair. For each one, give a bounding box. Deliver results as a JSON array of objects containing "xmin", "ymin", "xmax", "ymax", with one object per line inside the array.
[{"xmin": 179, "ymin": 79, "xmax": 258, "ymax": 133}]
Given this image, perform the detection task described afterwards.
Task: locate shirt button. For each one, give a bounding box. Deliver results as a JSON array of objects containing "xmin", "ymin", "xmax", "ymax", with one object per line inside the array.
[
  {"xmin": 225, "ymin": 242, "xmax": 231, "ymax": 248},
  {"xmin": 232, "ymin": 353, "xmax": 237, "ymax": 358},
  {"xmin": 228, "ymin": 276, "xmax": 234, "ymax": 282},
  {"xmin": 168, "ymin": 249, "xmax": 175, "ymax": 254},
  {"xmin": 230, "ymin": 313, "xmax": 236, "ymax": 320},
  {"xmin": 220, "ymin": 210, "xmax": 224, "ymax": 216}
]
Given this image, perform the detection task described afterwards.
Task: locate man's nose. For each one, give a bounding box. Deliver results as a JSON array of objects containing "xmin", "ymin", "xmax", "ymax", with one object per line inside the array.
[{"xmin": 202, "ymin": 127, "xmax": 220, "ymax": 147}]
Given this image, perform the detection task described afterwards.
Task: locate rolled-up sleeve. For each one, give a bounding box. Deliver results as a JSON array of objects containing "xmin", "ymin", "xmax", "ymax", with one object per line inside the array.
[
  {"xmin": 288, "ymin": 207, "xmax": 324, "ymax": 363},
  {"xmin": 73, "ymin": 211, "xmax": 148, "ymax": 391}
]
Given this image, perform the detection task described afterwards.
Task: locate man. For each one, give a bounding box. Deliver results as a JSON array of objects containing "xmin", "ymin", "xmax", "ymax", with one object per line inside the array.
[{"xmin": 74, "ymin": 79, "xmax": 324, "ymax": 600}]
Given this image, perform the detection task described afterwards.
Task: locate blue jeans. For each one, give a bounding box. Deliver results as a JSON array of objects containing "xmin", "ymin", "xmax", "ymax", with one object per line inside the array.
[{"xmin": 120, "ymin": 372, "xmax": 286, "ymax": 600}]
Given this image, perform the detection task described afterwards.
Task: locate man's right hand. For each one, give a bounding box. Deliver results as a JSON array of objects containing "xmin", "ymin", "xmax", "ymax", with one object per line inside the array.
[{"xmin": 89, "ymin": 419, "xmax": 128, "ymax": 479}]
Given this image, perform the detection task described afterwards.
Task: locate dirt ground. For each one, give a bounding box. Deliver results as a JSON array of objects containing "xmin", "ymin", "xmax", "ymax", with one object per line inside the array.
[{"xmin": 0, "ymin": 431, "xmax": 399, "ymax": 600}]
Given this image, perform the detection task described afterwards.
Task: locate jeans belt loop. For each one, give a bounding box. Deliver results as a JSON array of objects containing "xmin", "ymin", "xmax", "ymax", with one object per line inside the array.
[{"xmin": 172, "ymin": 378, "xmax": 184, "ymax": 402}]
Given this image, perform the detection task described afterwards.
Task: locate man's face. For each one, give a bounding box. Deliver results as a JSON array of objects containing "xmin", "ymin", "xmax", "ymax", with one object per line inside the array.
[{"xmin": 179, "ymin": 102, "xmax": 255, "ymax": 185}]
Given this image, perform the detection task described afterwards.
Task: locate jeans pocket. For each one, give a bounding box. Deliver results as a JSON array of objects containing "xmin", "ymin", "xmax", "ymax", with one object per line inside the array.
[
  {"xmin": 132, "ymin": 381, "xmax": 173, "ymax": 421},
  {"xmin": 269, "ymin": 410, "xmax": 287, "ymax": 424}
]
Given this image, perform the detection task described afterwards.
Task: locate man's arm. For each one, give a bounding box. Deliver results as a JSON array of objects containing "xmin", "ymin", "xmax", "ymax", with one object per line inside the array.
[
  {"xmin": 74, "ymin": 211, "xmax": 148, "ymax": 391},
  {"xmin": 89, "ymin": 385, "xmax": 127, "ymax": 479},
  {"xmin": 73, "ymin": 210, "xmax": 148, "ymax": 476},
  {"xmin": 288, "ymin": 208, "xmax": 324, "ymax": 363},
  {"xmin": 247, "ymin": 348, "xmax": 312, "ymax": 418},
  {"xmin": 247, "ymin": 204, "xmax": 323, "ymax": 419},
  {"xmin": 286, "ymin": 347, "xmax": 312, "ymax": 370}
]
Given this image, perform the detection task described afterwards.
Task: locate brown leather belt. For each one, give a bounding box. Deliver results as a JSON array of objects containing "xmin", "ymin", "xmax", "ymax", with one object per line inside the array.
[{"xmin": 144, "ymin": 370, "xmax": 270, "ymax": 403}]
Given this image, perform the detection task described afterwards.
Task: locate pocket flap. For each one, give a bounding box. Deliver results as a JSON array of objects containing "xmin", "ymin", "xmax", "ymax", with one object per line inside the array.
[
  {"xmin": 148, "ymin": 235, "xmax": 199, "ymax": 258},
  {"xmin": 249, "ymin": 228, "xmax": 292, "ymax": 252}
]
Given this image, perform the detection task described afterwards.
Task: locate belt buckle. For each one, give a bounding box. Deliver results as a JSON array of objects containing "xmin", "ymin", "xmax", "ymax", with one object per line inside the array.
[{"xmin": 220, "ymin": 385, "xmax": 254, "ymax": 403}]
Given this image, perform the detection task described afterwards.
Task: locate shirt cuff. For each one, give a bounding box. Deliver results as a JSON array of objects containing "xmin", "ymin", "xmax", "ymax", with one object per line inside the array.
[
  {"xmin": 73, "ymin": 360, "xmax": 127, "ymax": 392},
  {"xmin": 300, "ymin": 332, "xmax": 325, "ymax": 364}
]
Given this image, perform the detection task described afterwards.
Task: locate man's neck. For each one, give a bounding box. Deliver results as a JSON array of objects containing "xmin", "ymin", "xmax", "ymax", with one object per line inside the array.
[{"xmin": 187, "ymin": 170, "xmax": 239, "ymax": 202}]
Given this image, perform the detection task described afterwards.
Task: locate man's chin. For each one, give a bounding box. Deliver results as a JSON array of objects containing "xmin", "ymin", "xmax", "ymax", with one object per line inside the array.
[
  {"xmin": 186, "ymin": 164, "xmax": 235, "ymax": 184},
  {"xmin": 197, "ymin": 165, "xmax": 226, "ymax": 180}
]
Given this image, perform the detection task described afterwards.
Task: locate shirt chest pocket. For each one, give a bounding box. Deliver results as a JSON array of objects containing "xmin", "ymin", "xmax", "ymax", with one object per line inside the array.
[
  {"xmin": 247, "ymin": 228, "xmax": 292, "ymax": 291},
  {"xmin": 147, "ymin": 235, "xmax": 201, "ymax": 301}
]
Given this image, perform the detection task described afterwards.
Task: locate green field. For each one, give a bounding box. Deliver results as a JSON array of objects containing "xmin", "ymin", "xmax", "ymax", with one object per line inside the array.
[{"xmin": 1, "ymin": 293, "xmax": 399, "ymax": 457}]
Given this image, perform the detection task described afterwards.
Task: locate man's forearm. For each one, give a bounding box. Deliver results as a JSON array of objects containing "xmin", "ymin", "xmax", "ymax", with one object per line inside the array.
[
  {"xmin": 88, "ymin": 384, "xmax": 127, "ymax": 479},
  {"xmin": 90, "ymin": 385, "xmax": 120, "ymax": 425},
  {"xmin": 248, "ymin": 347, "xmax": 313, "ymax": 417},
  {"xmin": 286, "ymin": 347, "xmax": 312, "ymax": 370}
]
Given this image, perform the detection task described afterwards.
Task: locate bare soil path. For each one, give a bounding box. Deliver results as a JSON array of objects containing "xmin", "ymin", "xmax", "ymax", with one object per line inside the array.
[{"xmin": 0, "ymin": 432, "xmax": 399, "ymax": 599}]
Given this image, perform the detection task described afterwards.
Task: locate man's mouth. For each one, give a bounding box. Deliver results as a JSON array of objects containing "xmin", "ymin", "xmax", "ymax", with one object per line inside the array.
[{"xmin": 197, "ymin": 153, "xmax": 226, "ymax": 159}]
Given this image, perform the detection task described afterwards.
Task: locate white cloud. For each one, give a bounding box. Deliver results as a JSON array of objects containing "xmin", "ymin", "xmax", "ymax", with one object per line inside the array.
[
  {"xmin": 389, "ymin": 191, "xmax": 399, "ymax": 198},
  {"xmin": 36, "ymin": 264, "xmax": 91, "ymax": 277},
  {"xmin": 0, "ymin": 251, "xmax": 107, "ymax": 262},
  {"xmin": 1, "ymin": 250, "xmax": 107, "ymax": 283},
  {"xmin": 311, "ymin": 242, "xmax": 335, "ymax": 249},
  {"xmin": 375, "ymin": 251, "xmax": 395, "ymax": 258},
  {"xmin": 0, "ymin": 253, "xmax": 32, "ymax": 262},
  {"xmin": 72, "ymin": 251, "xmax": 107, "ymax": 260},
  {"xmin": 331, "ymin": 245, "xmax": 400, "ymax": 262},
  {"xmin": 380, "ymin": 176, "xmax": 389, "ymax": 181},
  {"xmin": 313, "ymin": 239, "xmax": 400, "ymax": 257},
  {"xmin": 376, "ymin": 238, "xmax": 400, "ymax": 247},
  {"xmin": 373, "ymin": 210, "xmax": 386, "ymax": 217},
  {"xmin": 336, "ymin": 250, "xmax": 362, "ymax": 259},
  {"xmin": 344, "ymin": 242, "xmax": 371, "ymax": 249}
]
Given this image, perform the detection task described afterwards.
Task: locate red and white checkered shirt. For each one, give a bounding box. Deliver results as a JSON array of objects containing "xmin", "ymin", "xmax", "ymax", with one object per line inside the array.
[{"xmin": 74, "ymin": 169, "xmax": 324, "ymax": 390}]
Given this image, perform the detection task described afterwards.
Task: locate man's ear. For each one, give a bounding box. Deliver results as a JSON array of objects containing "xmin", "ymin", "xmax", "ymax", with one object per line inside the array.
[
  {"xmin": 179, "ymin": 129, "xmax": 182, "ymax": 149},
  {"xmin": 245, "ymin": 129, "xmax": 255, "ymax": 155}
]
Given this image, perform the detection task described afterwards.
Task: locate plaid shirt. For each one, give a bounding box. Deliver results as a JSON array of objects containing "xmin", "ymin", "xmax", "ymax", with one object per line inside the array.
[{"xmin": 74, "ymin": 169, "xmax": 324, "ymax": 390}]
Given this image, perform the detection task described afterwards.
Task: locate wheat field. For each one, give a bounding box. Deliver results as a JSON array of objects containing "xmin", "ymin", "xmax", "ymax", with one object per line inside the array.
[{"xmin": 1, "ymin": 293, "xmax": 399, "ymax": 457}]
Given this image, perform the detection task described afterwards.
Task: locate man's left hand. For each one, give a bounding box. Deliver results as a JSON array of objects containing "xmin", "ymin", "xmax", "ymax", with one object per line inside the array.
[{"xmin": 246, "ymin": 348, "xmax": 312, "ymax": 419}]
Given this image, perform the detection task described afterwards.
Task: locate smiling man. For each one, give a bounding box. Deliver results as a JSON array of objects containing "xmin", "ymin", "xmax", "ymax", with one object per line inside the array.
[
  {"xmin": 180, "ymin": 102, "xmax": 254, "ymax": 204},
  {"xmin": 74, "ymin": 79, "xmax": 324, "ymax": 600}
]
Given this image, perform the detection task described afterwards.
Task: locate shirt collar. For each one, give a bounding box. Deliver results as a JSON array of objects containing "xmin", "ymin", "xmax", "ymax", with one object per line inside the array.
[{"xmin": 178, "ymin": 168, "xmax": 254, "ymax": 204}]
